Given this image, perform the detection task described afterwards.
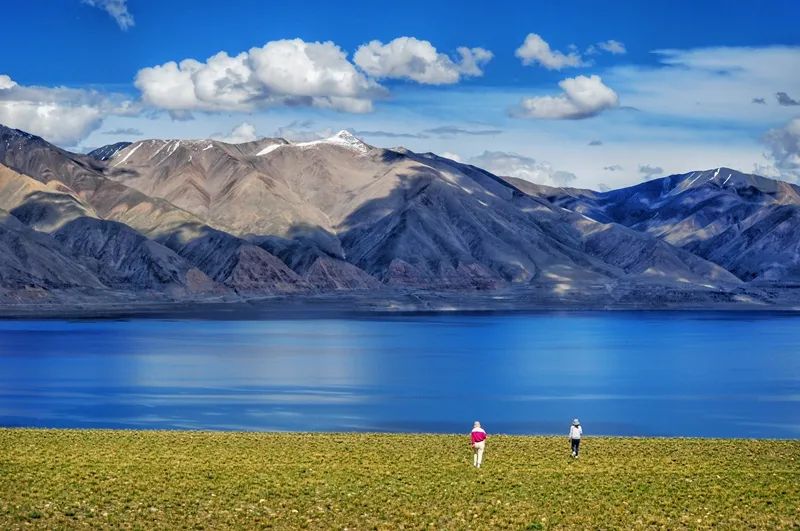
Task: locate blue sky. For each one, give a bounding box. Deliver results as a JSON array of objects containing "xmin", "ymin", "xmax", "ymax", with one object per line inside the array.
[{"xmin": 1, "ymin": 0, "xmax": 799, "ymax": 188}]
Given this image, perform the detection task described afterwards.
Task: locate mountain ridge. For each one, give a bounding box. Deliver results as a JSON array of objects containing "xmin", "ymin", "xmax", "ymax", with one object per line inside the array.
[
  {"xmin": 1, "ymin": 123, "xmax": 797, "ymax": 309},
  {"xmin": 520, "ymin": 167, "xmax": 800, "ymax": 283}
]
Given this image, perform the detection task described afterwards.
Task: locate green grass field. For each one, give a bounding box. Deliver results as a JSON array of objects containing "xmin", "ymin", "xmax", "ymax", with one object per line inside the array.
[{"xmin": 1, "ymin": 430, "xmax": 798, "ymax": 529}]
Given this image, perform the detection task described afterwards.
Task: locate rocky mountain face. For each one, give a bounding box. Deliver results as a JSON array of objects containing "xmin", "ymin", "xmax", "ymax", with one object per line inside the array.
[
  {"xmin": 0, "ymin": 123, "xmax": 793, "ymax": 307},
  {"xmin": 97, "ymin": 131, "xmax": 738, "ymax": 290},
  {"xmin": 520, "ymin": 168, "xmax": 800, "ymax": 282}
]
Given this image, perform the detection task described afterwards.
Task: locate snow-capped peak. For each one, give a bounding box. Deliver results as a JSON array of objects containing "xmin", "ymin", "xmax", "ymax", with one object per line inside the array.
[
  {"xmin": 257, "ymin": 130, "xmax": 371, "ymax": 156},
  {"xmin": 296, "ymin": 130, "xmax": 370, "ymax": 153}
]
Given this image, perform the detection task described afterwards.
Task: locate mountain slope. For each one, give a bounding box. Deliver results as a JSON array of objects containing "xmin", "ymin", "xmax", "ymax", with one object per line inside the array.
[
  {"xmin": 98, "ymin": 131, "xmax": 739, "ymax": 289},
  {"xmin": 522, "ymin": 168, "xmax": 800, "ymax": 282},
  {"xmin": 0, "ymin": 208, "xmax": 106, "ymax": 301},
  {"xmin": 0, "ymin": 125, "xmax": 310, "ymax": 295},
  {"xmin": 3, "ymin": 123, "xmax": 782, "ymax": 308}
]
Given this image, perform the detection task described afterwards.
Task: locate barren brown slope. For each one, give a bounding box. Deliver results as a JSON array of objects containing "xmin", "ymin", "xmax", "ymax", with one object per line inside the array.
[
  {"xmin": 0, "ymin": 126, "xmax": 307, "ymax": 295},
  {"xmin": 99, "ymin": 132, "xmax": 740, "ymax": 290}
]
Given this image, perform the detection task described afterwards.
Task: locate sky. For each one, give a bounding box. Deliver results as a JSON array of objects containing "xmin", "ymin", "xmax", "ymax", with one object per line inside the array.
[{"xmin": 1, "ymin": 0, "xmax": 799, "ymax": 189}]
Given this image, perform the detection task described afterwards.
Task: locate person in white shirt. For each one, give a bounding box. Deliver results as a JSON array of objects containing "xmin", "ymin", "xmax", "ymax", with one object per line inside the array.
[{"xmin": 569, "ymin": 418, "xmax": 582, "ymax": 458}]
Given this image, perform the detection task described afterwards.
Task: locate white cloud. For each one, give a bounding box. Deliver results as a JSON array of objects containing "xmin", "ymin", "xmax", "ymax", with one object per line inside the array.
[
  {"xmin": 135, "ymin": 39, "xmax": 386, "ymax": 114},
  {"xmin": 606, "ymin": 46, "xmax": 800, "ymax": 123},
  {"xmin": 0, "ymin": 74, "xmax": 136, "ymax": 146},
  {"xmin": 596, "ymin": 40, "xmax": 627, "ymax": 55},
  {"xmin": 469, "ymin": 151, "xmax": 577, "ymax": 186},
  {"xmin": 515, "ymin": 33, "xmax": 585, "ymax": 70},
  {"xmin": 763, "ymin": 118, "xmax": 800, "ymax": 182},
  {"xmin": 213, "ymin": 122, "xmax": 259, "ymax": 144},
  {"xmin": 514, "ymin": 75, "xmax": 619, "ymax": 119},
  {"xmin": 354, "ymin": 37, "xmax": 492, "ymax": 84},
  {"xmin": 0, "ymin": 75, "xmax": 16, "ymax": 90},
  {"xmin": 81, "ymin": 0, "xmax": 134, "ymax": 30},
  {"xmin": 102, "ymin": 127, "xmax": 142, "ymax": 135}
]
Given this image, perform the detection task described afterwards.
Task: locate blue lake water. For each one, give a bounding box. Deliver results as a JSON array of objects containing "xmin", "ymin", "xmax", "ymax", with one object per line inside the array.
[{"xmin": 0, "ymin": 312, "xmax": 798, "ymax": 438}]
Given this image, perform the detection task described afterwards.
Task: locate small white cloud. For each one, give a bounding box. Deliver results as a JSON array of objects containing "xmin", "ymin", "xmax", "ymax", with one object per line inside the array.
[
  {"xmin": 596, "ymin": 40, "xmax": 626, "ymax": 55},
  {"xmin": 0, "ymin": 75, "xmax": 17, "ymax": 89},
  {"xmin": 0, "ymin": 74, "xmax": 136, "ymax": 146},
  {"xmin": 469, "ymin": 150, "xmax": 577, "ymax": 186},
  {"xmin": 81, "ymin": 0, "xmax": 134, "ymax": 30},
  {"xmin": 354, "ymin": 37, "xmax": 492, "ymax": 84},
  {"xmin": 514, "ymin": 75, "xmax": 619, "ymax": 120},
  {"xmin": 102, "ymin": 127, "xmax": 142, "ymax": 135},
  {"xmin": 763, "ymin": 118, "xmax": 800, "ymax": 182},
  {"xmin": 515, "ymin": 33, "xmax": 585, "ymax": 70},
  {"xmin": 135, "ymin": 39, "xmax": 385, "ymax": 114},
  {"xmin": 213, "ymin": 122, "xmax": 259, "ymax": 144}
]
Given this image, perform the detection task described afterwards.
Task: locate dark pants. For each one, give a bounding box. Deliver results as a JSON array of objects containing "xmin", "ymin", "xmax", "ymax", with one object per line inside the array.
[{"xmin": 570, "ymin": 438, "xmax": 580, "ymax": 456}]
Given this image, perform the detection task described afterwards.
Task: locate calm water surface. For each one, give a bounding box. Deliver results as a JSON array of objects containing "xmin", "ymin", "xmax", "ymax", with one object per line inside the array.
[{"xmin": 0, "ymin": 312, "xmax": 798, "ymax": 438}]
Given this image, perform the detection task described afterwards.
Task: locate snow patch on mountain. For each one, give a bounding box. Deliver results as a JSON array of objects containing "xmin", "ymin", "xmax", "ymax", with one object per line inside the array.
[{"xmin": 257, "ymin": 130, "xmax": 370, "ymax": 157}]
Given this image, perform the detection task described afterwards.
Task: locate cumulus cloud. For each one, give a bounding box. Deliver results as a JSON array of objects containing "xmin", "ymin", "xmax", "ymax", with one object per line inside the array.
[
  {"xmin": 604, "ymin": 164, "xmax": 623, "ymax": 171},
  {"xmin": 135, "ymin": 39, "xmax": 386, "ymax": 115},
  {"xmin": 81, "ymin": 0, "xmax": 134, "ymax": 30},
  {"xmin": 0, "ymin": 74, "xmax": 136, "ymax": 146},
  {"xmin": 752, "ymin": 97, "xmax": 766, "ymax": 104},
  {"xmin": 514, "ymin": 75, "xmax": 619, "ymax": 120},
  {"xmin": 776, "ymin": 92, "xmax": 799, "ymax": 106},
  {"xmin": 639, "ymin": 164, "xmax": 664, "ymax": 179},
  {"xmin": 515, "ymin": 33, "xmax": 585, "ymax": 70},
  {"xmin": 763, "ymin": 118, "xmax": 800, "ymax": 181},
  {"xmin": 354, "ymin": 37, "xmax": 492, "ymax": 84},
  {"xmin": 213, "ymin": 122, "xmax": 260, "ymax": 144},
  {"xmin": 0, "ymin": 75, "xmax": 16, "ymax": 90},
  {"xmin": 102, "ymin": 127, "xmax": 142, "ymax": 135},
  {"xmin": 469, "ymin": 150, "xmax": 577, "ymax": 186}
]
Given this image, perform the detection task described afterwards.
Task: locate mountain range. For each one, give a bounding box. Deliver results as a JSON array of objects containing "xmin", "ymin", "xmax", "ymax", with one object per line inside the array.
[{"xmin": 0, "ymin": 123, "xmax": 797, "ymax": 310}]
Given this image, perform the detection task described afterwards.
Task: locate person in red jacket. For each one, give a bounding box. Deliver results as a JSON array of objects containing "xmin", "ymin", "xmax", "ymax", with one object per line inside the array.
[{"xmin": 470, "ymin": 421, "xmax": 487, "ymax": 467}]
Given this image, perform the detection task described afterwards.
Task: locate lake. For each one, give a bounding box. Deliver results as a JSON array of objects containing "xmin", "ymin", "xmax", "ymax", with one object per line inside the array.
[{"xmin": 0, "ymin": 312, "xmax": 798, "ymax": 438}]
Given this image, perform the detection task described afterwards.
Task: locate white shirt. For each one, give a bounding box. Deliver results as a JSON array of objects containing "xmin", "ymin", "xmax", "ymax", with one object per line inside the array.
[{"xmin": 569, "ymin": 425, "xmax": 582, "ymax": 439}]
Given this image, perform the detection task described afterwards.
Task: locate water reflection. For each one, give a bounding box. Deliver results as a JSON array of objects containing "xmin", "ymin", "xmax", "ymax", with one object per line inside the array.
[{"xmin": 0, "ymin": 313, "xmax": 798, "ymax": 437}]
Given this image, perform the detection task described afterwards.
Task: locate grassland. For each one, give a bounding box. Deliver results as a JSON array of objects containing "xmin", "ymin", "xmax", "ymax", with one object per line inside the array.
[{"xmin": 0, "ymin": 430, "xmax": 798, "ymax": 529}]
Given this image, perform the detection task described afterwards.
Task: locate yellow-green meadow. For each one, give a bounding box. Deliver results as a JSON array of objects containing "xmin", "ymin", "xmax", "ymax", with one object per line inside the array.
[{"xmin": 1, "ymin": 429, "xmax": 798, "ymax": 529}]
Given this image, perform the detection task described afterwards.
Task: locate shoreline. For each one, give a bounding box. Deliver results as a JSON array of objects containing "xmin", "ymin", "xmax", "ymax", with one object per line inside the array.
[
  {"xmin": 3, "ymin": 287, "xmax": 800, "ymax": 319},
  {"xmin": 2, "ymin": 427, "xmax": 798, "ymax": 441}
]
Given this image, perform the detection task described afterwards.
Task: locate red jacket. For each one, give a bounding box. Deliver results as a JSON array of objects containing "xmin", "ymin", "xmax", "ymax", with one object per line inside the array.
[{"xmin": 471, "ymin": 428, "xmax": 487, "ymax": 444}]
